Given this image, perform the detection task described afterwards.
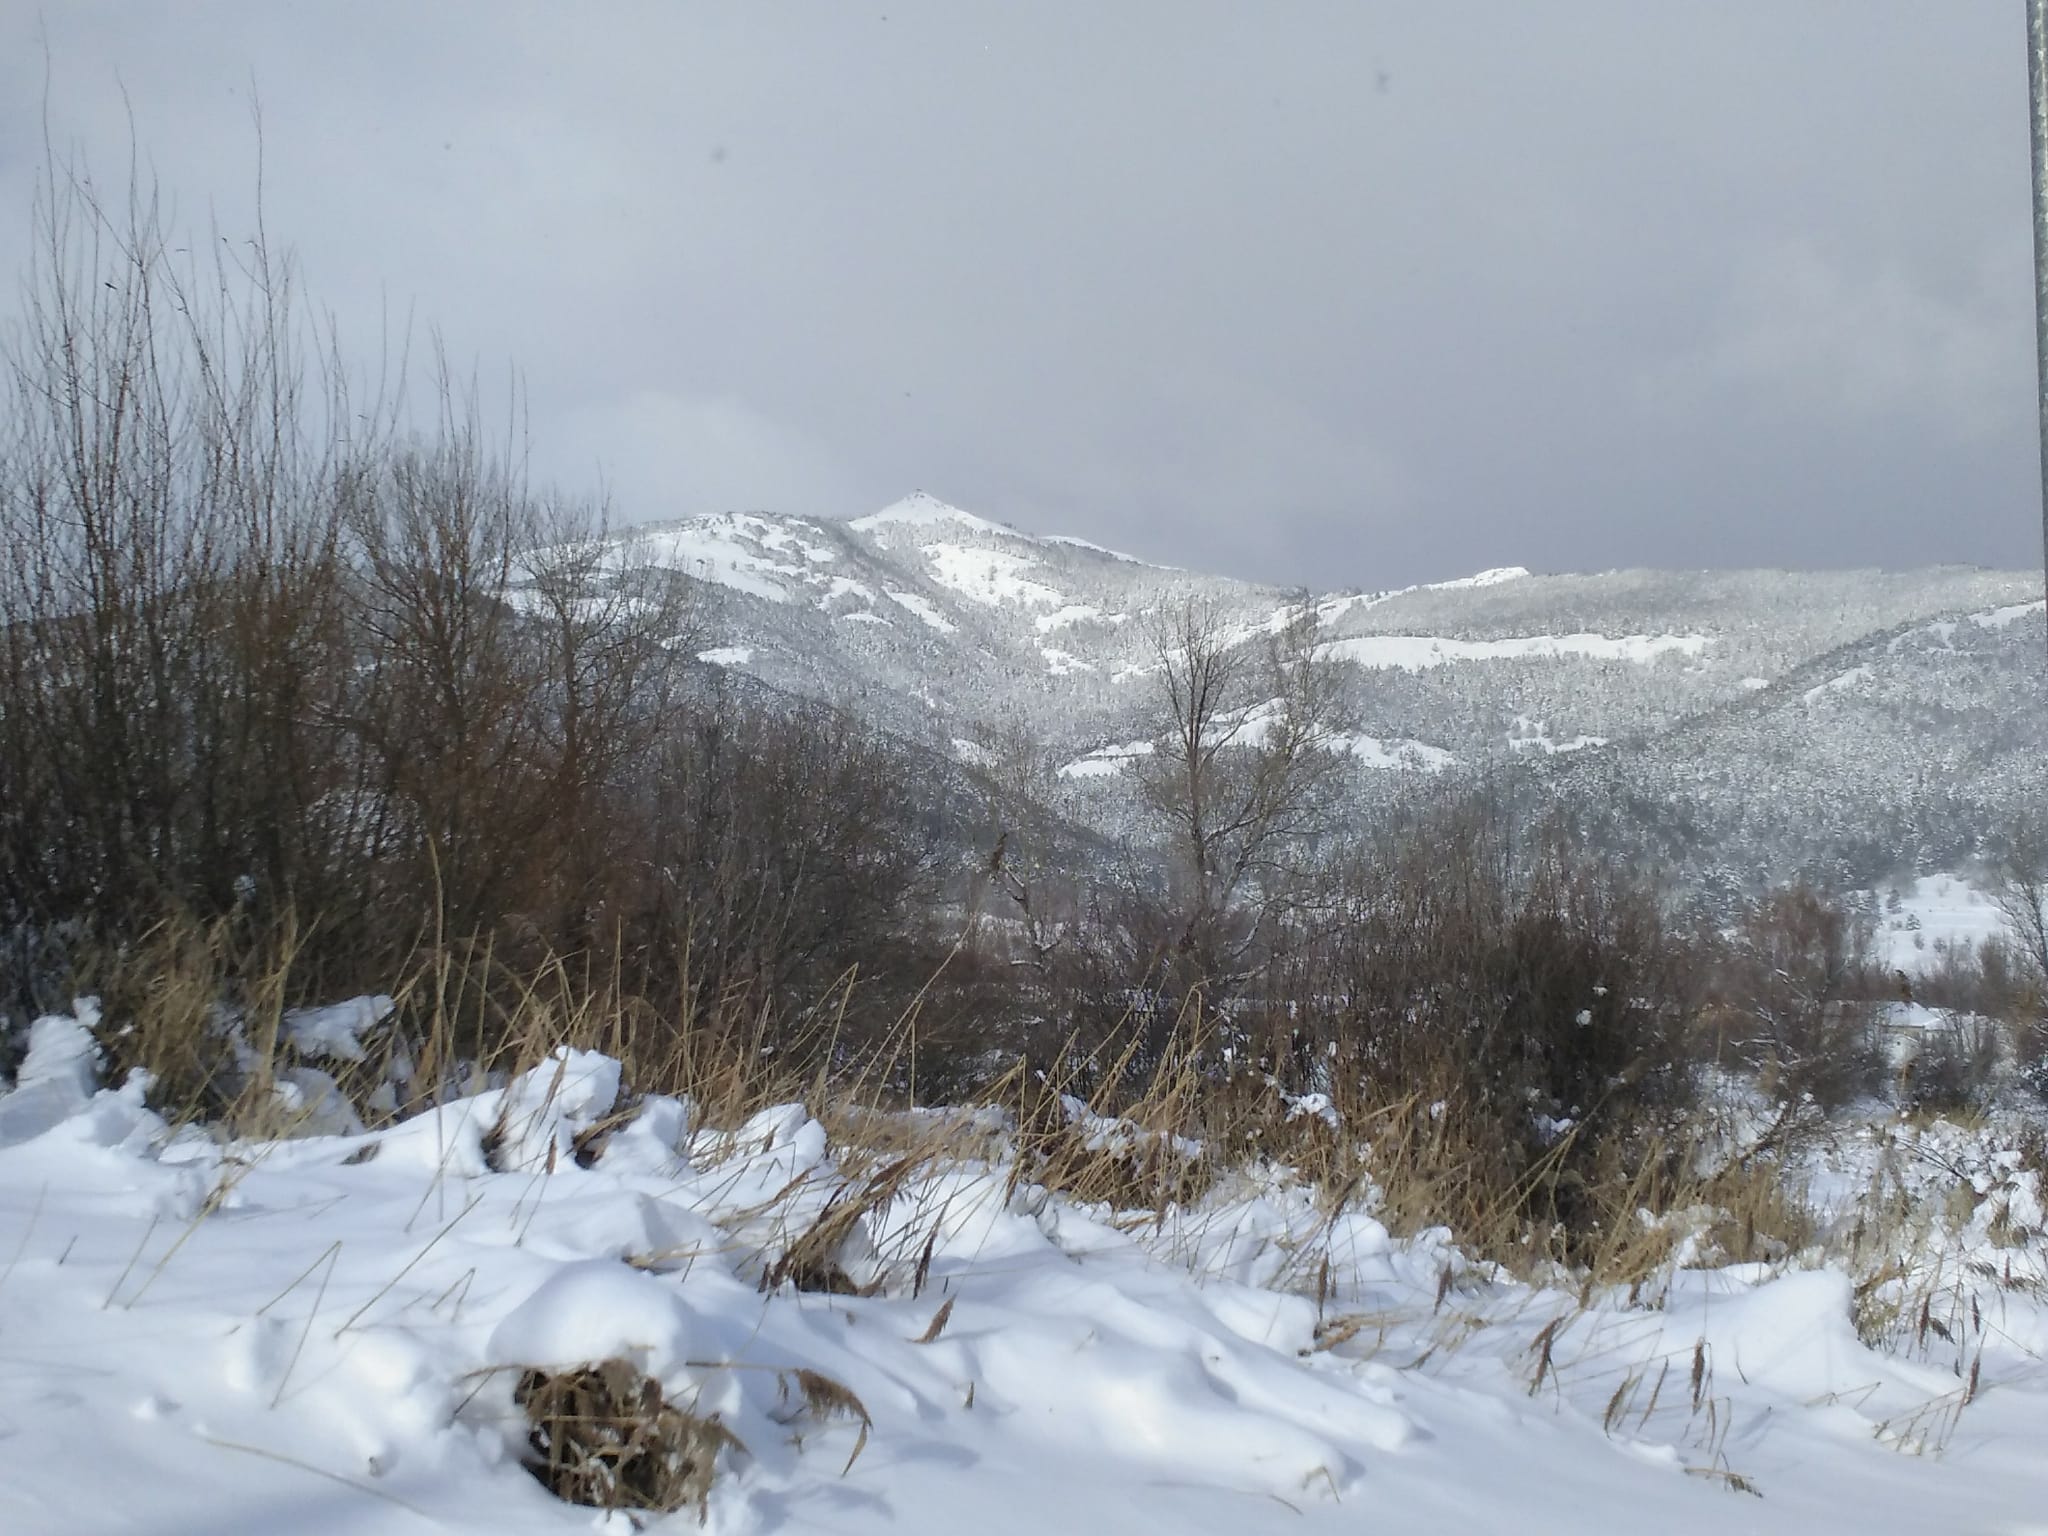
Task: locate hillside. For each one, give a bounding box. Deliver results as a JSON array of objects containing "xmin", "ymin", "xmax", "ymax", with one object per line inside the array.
[{"xmin": 536, "ymin": 493, "xmax": 2046, "ymax": 893}]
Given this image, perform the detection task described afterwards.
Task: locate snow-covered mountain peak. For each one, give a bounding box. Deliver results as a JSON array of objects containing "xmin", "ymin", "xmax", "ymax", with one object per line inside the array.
[
  {"xmin": 849, "ymin": 491, "xmax": 1013, "ymax": 539},
  {"xmin": 1430, "ymin": 566, "xmax": 1532, "ymax": 591},
  {"xmin": 852, "ymin": 493, "xmax": 1175, "ymax": 575}
]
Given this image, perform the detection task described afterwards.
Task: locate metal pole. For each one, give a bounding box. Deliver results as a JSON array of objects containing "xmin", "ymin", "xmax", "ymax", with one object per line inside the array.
[{"xmin": 2028, "ymin": 0, "xmax": 2048, "ymax": 640}]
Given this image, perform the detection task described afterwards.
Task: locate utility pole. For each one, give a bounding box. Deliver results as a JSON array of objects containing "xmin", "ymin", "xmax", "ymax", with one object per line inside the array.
[{"xmin": 2028, "ymin": 1, "xmax": 2048, "ymax": 638}]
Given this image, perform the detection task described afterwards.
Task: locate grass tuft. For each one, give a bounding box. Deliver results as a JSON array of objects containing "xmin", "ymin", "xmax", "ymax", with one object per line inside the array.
[{"xmin": 514, "ymin": 1358, "xmax": 745, "ymax": 1520}]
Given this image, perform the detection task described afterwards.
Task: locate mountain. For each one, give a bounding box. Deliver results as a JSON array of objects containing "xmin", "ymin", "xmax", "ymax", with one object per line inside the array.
[
  {"xmin": 1547, "ymin": 594, "xmax": 2048, "ymax": 893},
  {"xmin": 534, "ymin": 493, "xmax": 2047, "ymax": 895}
]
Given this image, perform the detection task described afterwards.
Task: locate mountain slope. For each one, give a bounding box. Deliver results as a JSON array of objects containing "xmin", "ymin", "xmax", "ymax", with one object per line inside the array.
[
  {"xmin": 1548, "ymin": 594, "xmax": 2048, "ymax": 891},
  {"xmin": 540, "ymin": 494, "xmax": 2045, "ymax": 890}
]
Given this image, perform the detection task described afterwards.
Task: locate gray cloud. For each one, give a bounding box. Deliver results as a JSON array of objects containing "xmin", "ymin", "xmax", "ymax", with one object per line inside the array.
[{"xmin": 2, "ymin": 3, "xmax": 2039, "ymax": 588}]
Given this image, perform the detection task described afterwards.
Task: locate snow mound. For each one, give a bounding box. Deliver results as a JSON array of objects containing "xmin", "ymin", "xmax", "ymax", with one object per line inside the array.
[
  {"xmin": 281, "ymin": 995, "xmax": 394, "ymax": 1064},
  {"xmin": 492, "ymin": 1047, "xmax": 624, "ymax": 1173},
  {"xmin": 0, "ymin": 1010, "xmax": 106, "ymax": 1146},
  {"xmin": 487, "ymin": 1260, "xmax": 706, "ymax": 1374},
  {"xmin": 1, "ymin": 1044, "xmax": 2044, "ymax": 1533}
]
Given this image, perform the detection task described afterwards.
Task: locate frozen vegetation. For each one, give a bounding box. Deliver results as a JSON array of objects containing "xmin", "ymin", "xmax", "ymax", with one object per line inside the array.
[{"xmin": 1, "ymin": 1011, "xmax": 2044, "ymax": 1534}]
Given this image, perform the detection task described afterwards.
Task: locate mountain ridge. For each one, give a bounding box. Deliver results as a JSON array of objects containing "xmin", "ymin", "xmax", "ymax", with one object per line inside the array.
[{"xmin": 535, "ymin": 495, "xmax": 2046, "ymax": 892}]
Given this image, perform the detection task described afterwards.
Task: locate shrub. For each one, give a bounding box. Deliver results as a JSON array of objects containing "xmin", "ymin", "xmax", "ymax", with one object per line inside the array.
[
  {"xmin": 1712, "ymin": 883, "xmax": 1887, "ymax": 1110},
  {"xmin": 1897, "ymin": 1015, "xmax": 2004, "ymax": 1118},
  {"xmin": 1261, "ymin": 792, "xmax": 1712, "ymax": 1257},
  {"xmin": 0, "ymin": 143, "xmax": 967, "ymax": 1073}
]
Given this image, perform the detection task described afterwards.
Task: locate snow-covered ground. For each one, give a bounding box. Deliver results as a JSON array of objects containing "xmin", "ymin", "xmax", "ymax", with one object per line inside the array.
[
  {"xmin": 1316, "ymin": 630, "xmax": 1709, "ymax": 672},
  {"xmin": 1, "ymin": 1013, "xmax": 2044, "ymax": 1535},
  {"xmin": 1872, "ymin": 873, "xmax": 2013, "ymax": 976}
]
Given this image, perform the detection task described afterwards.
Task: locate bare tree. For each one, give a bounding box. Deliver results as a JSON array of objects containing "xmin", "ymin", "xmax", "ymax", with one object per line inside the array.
[
  {"xmin": 961, "ymin": 712, "xmax": 1072, "ymax": 972},
  {"xmin": 1718, "ymin": 883, "xmax": 1884, "ymax": 1109},
  {"xmin": 516, "ymin": 503, "xmax": 694, "ymax": 939},
  {"xmin": 0, "ymin": 132, "xmax": 374, "ymax": 944},
  {"xmin": 1990, "ymin": 820, "xmax": 2048, "ymax": 1079},
  {"xmin": 1991, "ymin": 824, "xmax": 2048, "ymax": 996},
  {"xmin": 1138, "ymin": 594, "xmax": 1349, "ymax": 986}
]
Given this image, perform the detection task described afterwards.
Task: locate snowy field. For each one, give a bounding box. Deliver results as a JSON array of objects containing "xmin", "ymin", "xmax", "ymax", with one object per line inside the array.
[
  {"xmin": 1, "ymin": 1014, "xmax": 2044, "ymax": 1534},
  {"xmin": 1872, "ymin": 874, "xmax": 2015, "ymax": 976}
]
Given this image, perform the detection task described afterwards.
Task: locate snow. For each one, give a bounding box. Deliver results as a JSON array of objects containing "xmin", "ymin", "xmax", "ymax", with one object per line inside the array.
[
  {"xmin": 491, "ymin": 1047, "xmax": 624, "ymax": 1174},
  {"xmin": 1801, "ymin": 665, "xmax": 1873, "ymax": 705},
  {"xmin": 1337, "ymin": 733, "xmax": 1459, "ymax": 771},
  {"xmin": 849, "ymin": 491, "xmax": 1011, "ymax": 539},
  {"xmin": 920, "ymin": 544, "xmax": 1066, "ymax": 609},
  {"xmin": 1061, "ymin": 720, "xmax": 1451, "ymax": 775},
  {"xmin": 696, "ymin": 646, "xmax": 753, "ymax": 667},
  {"xmin": 1057, "ymin": 739, "xmax": 1156, "ymax": 779},
  {"xmin": 884, "ymin": 589, "xmax": 958, "ymax": 634},
  {"xmin": 486, "ymin": 1261, "xmax": 714, "ymax": 1375},
  {"xmin": 500, "ymin": 588, "xmax": 661, "ymax": 625},
  {"xmin": 1870, "ymin": 1000, "xmax": 1968, "ymax": 1035},
  {"xmin": 627, "ymin": 515, "xmax": 818, "ymax": 603},
  {"xmin": 1, "ymin": 1026, "xmax": 2046, "ymax": 1534},
  {"xmin": 282, "ymin": 996, "xmax": 395, "ymax": 1065},
  {"xmin": 1304, "ymin": 591, "xmax": 1381, "ymax": 625},
  {"xmin": 1033, "ymin": 603, "xmax": 1105, "ymax": 633},
  {"xmin": 1426, "ymin": 565, "xmax": 1532, "ymax": 591},
  {"xmin": 814, "ymin": 575, "xmax": 878, "ymax": 607},
  {"xmin": 1968, "ymin": 598, "xmax": 2045, "ymax": 630},
  {"xmin": 1216, "ymin": 601, "xmax": 1327, "ymax": 650},
  {"xmin": 1039, "ymin": 532, "xmax": 1158, "ymax": 565},
  {"xmin": 1507, "ymin": 716, "xmax": 1606, "ymax": 756},
  {"xmin": 1318, "ymin": 631, "xmax": 1708, "ymax": 671},
  {"xmin": 1058, "ymin": 755, "xmax": 1126, "ymax": 780},
  {"xmin": 566, "ymin": 514, "xmax": 867, "ymax": 609},
  {"xmin": 1870, "ymin": 873, "xmax": 2013, "ymax": 975},
  {"xmin": 1890, "ymin": 620, "xmax": 1959, "ymax": 654},
  {"xmin": 0, "ymin": 1010, "xmax": 105, "ymax": 1144}
]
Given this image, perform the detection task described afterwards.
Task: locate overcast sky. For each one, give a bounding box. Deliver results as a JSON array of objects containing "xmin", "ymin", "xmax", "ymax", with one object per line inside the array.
[{"xmin": 2, "ymin": 4, "xmax": 2040, "ymax": 588}]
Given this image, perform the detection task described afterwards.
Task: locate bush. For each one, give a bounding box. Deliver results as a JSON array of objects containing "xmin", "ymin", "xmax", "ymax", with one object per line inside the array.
[
  {"xmin": 1256, "ymin": 793, "xmax": 1711, "ymax": 1255},
  {"xmin": 1897, "ymin": 1015, "xmax": 2005, "ymax": 1117},
  {"xmin": 1712, "ymin": 884, "xmax": 1887, "ymax": 1110},
  {"xmin": 0, "ymin": 145, "xmax": 961, "ymax": 1072}
]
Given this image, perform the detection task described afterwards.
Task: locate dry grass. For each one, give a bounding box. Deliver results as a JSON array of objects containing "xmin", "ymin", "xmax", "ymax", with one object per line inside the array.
[
  {"xmin": 514, "ymin": 1358, "xmax": 744, "ymax": 1520},
  {"xmin": 775, "ymin": 1368, "xmax": 874, "ymax": 1476},
  {"xmin": 49, "ymin": 905, "xmax": 2040, "ymax": 1523},
  {"xmin": 84, "ymin": 915, "xmax": 1820, "ymax": 1307},
  {"xmin": 71, "ymin": 904, "xmax": 2039, "ymax": 1388}
]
